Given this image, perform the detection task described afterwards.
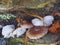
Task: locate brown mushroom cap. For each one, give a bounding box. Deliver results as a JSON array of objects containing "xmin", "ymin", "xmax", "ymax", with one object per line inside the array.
[
  {"xmin": 27, "ymin": 26, "xmax": 48, "ymax": 39},
  {"xmin": 21, "ymin": 20, "xmax": 33, "ymax": 28}
]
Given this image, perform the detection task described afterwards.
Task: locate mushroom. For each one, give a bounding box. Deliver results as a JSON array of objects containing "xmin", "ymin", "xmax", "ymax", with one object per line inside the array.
[
  {"xmin": 43, "ymin": 15, "xmax": 54, "ymax": 26},
  {"xmin": 21, "ymin": 20, "xmax": 33, "ymax": 29},
  {"xmin": 19, "ymin": 8, "xmax": 44, "ymax": 27},
  {"xmin": 32, "ymin": 18, "xmax": 43, "ymax": 26},
  {"xmin": 2, "ymin": 25, "xmax": 15, "ymax": 38},
  {"xmin": 16, "ymin": 16, "xmax": 33, "ymax": 29},
  {"xmin": 26, "ymin": 26, "xmax": 48, "ymax": 39},
  {"xmin": 12, "ymin": 26, "xmax": 26, "ymax": 38}
]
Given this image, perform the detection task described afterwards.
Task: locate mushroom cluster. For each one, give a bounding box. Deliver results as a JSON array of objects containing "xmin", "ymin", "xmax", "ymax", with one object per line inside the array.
[
  {"xmin": 31, "ymin": 15, "xmax": 54, "ymax": 27},
  {"xmin": 1, "ymin": 15, "xmax": 54, "ymax": 39},
  {"xmin": 27, "ymin": 15, "xmax": 54, "ymax": 39},
  {"xmin": 2, "ymin": 16, "xmax": 33, "ymax": 38}
]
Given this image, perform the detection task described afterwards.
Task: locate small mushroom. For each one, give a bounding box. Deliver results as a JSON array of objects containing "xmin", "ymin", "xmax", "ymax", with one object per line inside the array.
[
  {"xmin": 32, "ymin": 18, "xmax": 43, "ymax": 26},
  {"xmin": 21, "ymin": 20, "xmax": 33, "ymax": 29},
  {"xmin": 16, "ymin": 16, "xmax": 33, "ymax": 29},
  {"xmin": 27, "ymin": 26, "xmax": 48, "ymax": 39},
  {"xmin": 2, "ymin": 25, "xmax": 15, "ymax": 38},
  {"xmin": 43, "ymin": 15, "xmax": 54, "ymax": 26},
  {"xmin": 12, "ymin": 26, "xmax": 26, "ymax": 38}
]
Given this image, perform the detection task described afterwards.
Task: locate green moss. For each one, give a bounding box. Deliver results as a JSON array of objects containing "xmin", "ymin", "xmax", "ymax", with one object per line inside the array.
[
  {"xmin": 58, "ymin": 42, "xmax": 60, "ymax": 45},
  {"xmin": 0, "ymin": 14, "xmax": 16, "ymax": 19},
  {"xmin": 7, "ymin": 38, "xmax": 25, "ymax": 45}
]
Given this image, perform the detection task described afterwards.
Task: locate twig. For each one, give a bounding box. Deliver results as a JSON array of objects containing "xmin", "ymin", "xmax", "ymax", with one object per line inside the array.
[
  {"xmin": 25, "ymin": 32, "xmax": 28, "ymax": 45},
  {"xmin": 19, "ymin": 8, "xmax": 43, "ymax": 19}
]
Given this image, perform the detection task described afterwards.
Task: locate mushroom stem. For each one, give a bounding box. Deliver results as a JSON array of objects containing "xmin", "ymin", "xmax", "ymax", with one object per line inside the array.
[
  {"xmin": 16, "ymin": 16, "xmax": 22, "ymax": 27},
  {"xmin": 19, "ymin": 8, "xmax": 42, "ymax": 19},
  {"xmin": 25, "ymin": 32, "xmax": 28, "ymax": 45}
]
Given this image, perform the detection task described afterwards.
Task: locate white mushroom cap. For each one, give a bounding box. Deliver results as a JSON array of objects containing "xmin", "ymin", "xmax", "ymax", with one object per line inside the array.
[
  {"xmin": 32, "ymin": 18, "xmax": 43, "ymax": 26},
  {"xmin": 27, "ymin": 26, "xmax": 48, "ymax": 39},
  {"xmin": 43, "ymin": 15, "xmax": 54, "ymax": 26},
  {"xmin": 2, "ymin": 25, "xmax": 15, "ymax": 38},
  {"xmin": 12, "ymin": 26, "xmax": 26, "ymax": 38},
  {"xmin": 4, "ymin": 33, "xmax": 13, "ymax": 38}
]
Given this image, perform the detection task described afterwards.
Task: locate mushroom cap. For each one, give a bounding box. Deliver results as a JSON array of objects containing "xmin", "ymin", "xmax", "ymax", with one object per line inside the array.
[
  {"xmin": 32, "ymin": 18, "xmax": 43, "ymax": 26},
  {"xmin": 21, "ymin": 20, "xmax": 33, "ymax": 28},
  {"xmin": 2, "ymin": 25, "xmax": 15, "ymax": 38},
  {"xmin": 43, "ymin": 15, "xmax": 54, "ymax": 26},
  {"xmin": 12, "ymin": 26, "xmax": 26, "ymax": 38},
  {"xmin": 27, "ymin": 26, "xmax": 48, "ymax": 39},
  {"xmin": 44, "ymin": 16, "xmax": 54, "ymax": 21}
]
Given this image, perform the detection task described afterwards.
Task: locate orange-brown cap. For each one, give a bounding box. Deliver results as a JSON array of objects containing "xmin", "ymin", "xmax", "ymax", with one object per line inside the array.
[
  {"xmin": 27, "ymin": 26, "xmax": 48, "ymax": 39},
  {"xmin": 21, "ymin": 20, "xmax": 33, "ymax": 29}
]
